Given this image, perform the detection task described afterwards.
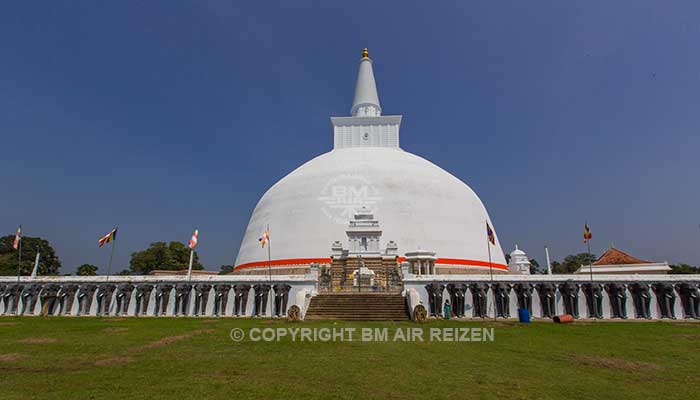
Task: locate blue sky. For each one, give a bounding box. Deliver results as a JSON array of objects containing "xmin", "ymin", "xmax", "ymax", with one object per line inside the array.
[{"xmin": 1, "ymin": 1, "xmax": 699, "ymax": 273}]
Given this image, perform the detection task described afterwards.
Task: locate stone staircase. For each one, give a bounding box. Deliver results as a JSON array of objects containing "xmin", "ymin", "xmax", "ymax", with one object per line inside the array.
[{"xmin": 305, "ymin": 293, "xmax": 409, "ymax": 321}]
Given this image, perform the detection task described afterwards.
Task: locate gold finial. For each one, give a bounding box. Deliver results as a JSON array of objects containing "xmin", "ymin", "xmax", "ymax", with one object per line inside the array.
[{"xmin": 362, "ymin": 48, "xmax": 369, "ymax": 58}]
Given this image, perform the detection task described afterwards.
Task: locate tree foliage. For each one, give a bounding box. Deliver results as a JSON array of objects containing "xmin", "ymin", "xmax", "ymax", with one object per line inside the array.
[
  {"xmin": 529, "ymin": 258, "xmax": 540, "ymax": 274},
  {"xmin": 670, "ymin": 263, "xmax": 700, "ymax": 274},
  {"xmin": 0, "ymin": 235, "xmax": 61, "ymax": 276},
  {"xmin": 551, "ymin": 253, "xmax": 597, "ymax": 274},
  {"xmin": 219, "ymin": 265, "xmax": 234, "ymax": 275},
  {"xmin": 76, "ymin": 264, "xmax": 98, "ymax": 276},
  {"xmin": 129, "ymin": 241, "xmax": 202, "ymax": 275}
]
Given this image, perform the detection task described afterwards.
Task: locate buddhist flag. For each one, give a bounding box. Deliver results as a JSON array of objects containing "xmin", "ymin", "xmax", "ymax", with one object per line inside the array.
[
  {"xmin": 98, "ymin": 227, "xmax": 117, "ymax": 247},
  {"xmin": 583, "ymin": 223, "xmax": 592, "ymax": 243},
  {"xmin": 188, "ymin": 229, "xmax": 199, "ymax": 249},
  {"xmin": 258, "ymin": 228, "xmax": 270, "ymax": 248},
  {"xmin": 486, "ymin": 222, "xmax": 495, "ymax": 245},
  {"xmin": 12, "ymin": 225, "xmax": 21, "ymax": 250}
]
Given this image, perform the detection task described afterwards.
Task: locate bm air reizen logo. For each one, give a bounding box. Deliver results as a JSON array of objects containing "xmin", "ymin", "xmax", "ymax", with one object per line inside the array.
[{"xmin": 317, "ymin": 174, "xmax": 381, "ymax": 224}]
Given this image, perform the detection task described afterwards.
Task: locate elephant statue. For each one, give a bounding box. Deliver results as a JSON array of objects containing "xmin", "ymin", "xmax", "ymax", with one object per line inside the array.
[
  {"xmin": 558, "ymin": 281, "xmax": 580, "ymax": 318},
  {"xmin": 492, "ymin": 283, "xmax": 512, "ymax": 318},
  {"xmin": 425, "ymin": 283, "xmax": 445, "ymax": 317},
  {"xmin": 536, "ymin": 283, "xmax": 557, "ymax": 318},
  {"xmin": 514, "ymin": 283, "xmax": 533, "ymax": 314},
  {"xmin": 469, "ymin": 284, "xmax": 489, "ymax": 318},
  {"xmin": 174, "ymin": 283, "xmax": 193, "ymax": 316},
  {"xmin": 213, "ymin": 284, "xmax": 232, "ymax": 316},
  {"xmin": 604, "ymin": 283, "xmax": 628, "ymax": 319},
  {"xmin": 134, "ymin": 284, "xmax": 154, "ymax": 316},
  {"xmin": 629, "ymin": 283, "xmax": 652, "ymax": 319},
  {"xmin": 39, "ymin": 284, "xmax": 62, "ymax": 316},
  {"xmin": 20, "ymin": 284, "xmax": 42, "ymax": 316},
  {"xmin": 193, "ymin": 283, "xmax": 212, "ymax": 316},
  {"xmin": 652, "ymin": 283, "xmax": 676, "ymax": 319},
  {"xmin": 95, "ymin": 284, "xmax": 116, "ymax": 316},
  {"xmin": 253, "ymin": 284, "xmax": 272, "ymax": 316},
  {"xmin": 115, "ymin": 283, "xmax": 135, "ymax": 316},
  {"xmin": 77, "ymin": 284, "xmax": 97, "ymax": 316},
  {"xmin": 2, "ymin": 284, "xmax": 23, "ymax": 315},
  {"xmin": 676, "ymin": 283, "xmax": 700, "ymax": 319},
  {"xmin": 58, "ymin": 284, "xmax": 79, "ymax": 315},
  {"xmin": 233, "ymin": 284, "xmax": 251, "ymax": 316},
  {"xmin": 154, "ymin": 283, "xmax": 174, "ymax": 316},
  {"xmin": 581, "ymin": 283, "xmax": 603, "ymax": 319},
  {"xmin": 446, "ymin": 283, "xmax": 467, "ymax": 317},
  {"xmin": 0, "ymin": 284, "xmax": 5, "ymax": 312},
  {"xmin": 456, "ymin": 284, "xmax": 468, "ymax": 317},
  {"xmin": 273, "ymin": 284, "xmax": 292, "ymax": 317}
]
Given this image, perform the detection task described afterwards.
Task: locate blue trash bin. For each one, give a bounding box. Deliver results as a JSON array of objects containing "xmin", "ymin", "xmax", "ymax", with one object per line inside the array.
[{"xmin": 518, "ymin": 308, "xmax": 531, "ymax": 323}]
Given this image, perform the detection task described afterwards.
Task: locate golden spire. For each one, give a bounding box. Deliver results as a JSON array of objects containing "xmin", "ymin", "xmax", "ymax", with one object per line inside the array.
[{"xmin": 362, "ymin": 48, "xmax": 369, "ymax": 58}]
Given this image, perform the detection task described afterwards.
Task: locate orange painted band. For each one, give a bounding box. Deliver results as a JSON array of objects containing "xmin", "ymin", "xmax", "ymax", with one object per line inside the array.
[
  {"xmin": 234, "ymin": 257, "xmax": 508, "ymax": 271},
  {"xmin": 234, "ymin": 258, "xmax": 331, "ymax": 271}
]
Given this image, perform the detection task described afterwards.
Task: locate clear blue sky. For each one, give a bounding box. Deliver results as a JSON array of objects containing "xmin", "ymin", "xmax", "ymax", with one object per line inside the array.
[{"xmin": 2, "ymin": 1, "xmax": 699, "ymax": 273}]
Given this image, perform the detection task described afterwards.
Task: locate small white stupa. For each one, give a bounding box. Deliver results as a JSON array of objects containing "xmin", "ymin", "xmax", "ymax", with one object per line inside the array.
[{"xmin": 508, "ymin": 245, "xmax": 532, "ymax": 275}]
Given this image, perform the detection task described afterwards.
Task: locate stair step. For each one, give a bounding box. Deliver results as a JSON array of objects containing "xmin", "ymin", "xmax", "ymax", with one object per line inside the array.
[{"xmin": 305, "ymin": 293, "xmax": 409, "ymax": 321}]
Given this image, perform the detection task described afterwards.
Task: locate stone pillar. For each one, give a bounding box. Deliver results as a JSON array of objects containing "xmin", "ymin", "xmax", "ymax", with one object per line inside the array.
[{"xmin": 400, "ymin": 262, "xmax": 409, "ymax": 278}]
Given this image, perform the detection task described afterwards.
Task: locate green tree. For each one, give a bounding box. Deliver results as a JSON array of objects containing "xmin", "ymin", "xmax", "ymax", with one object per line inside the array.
[
  {"xmin": 551, "ymin": 253, "xmax": 597, "ymax": 274},
  {"xmin": 129, "ymin": 241, "xmax": 203, "ymax": 275},
  {"xmin": 219, "ymin": 265, "xmax": 234, "ymax": 275},
  {"xmin": 670, "ymin": 263, "xmax": 700, "ymax": 274},
  {"xmin": 76, "ymin": 264, "xmax": 98, "ymax": 276},
  {"xmin": 529, "ymin": 258, "xmax": 540, "ymax": 274},
  {"xmin": 0, "ymin": 235, "xmax": 61, "ymax": 276}
]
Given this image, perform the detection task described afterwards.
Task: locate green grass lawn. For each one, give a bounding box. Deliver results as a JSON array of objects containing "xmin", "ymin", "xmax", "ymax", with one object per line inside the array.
[{"xmin": 1, "ymin": 317, "xmax": 699, "ymax": 399}]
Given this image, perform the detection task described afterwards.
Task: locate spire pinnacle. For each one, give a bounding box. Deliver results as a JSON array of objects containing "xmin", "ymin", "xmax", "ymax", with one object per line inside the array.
[{"xmin": 351, "ymin": 48, "xmax": 381, "ymax": 117}]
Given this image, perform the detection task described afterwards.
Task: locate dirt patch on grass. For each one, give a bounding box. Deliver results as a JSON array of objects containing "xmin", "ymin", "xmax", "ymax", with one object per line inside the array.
[
  {"xmin": 92, "ymin": 328, "xmax": 214, "ymax": 368},
  {"xmin": 95, "ymin": 356, "xmax": 135, "ymax": 366},
  {"xmin": 672, "ymin": 333, "xmax": 700, "ymax": 340},
  {"xmin": 103, "ymin": 327, "xmax": 129, "ymax": 333},
  {"xmin": 571, "ymin": 354, "xmax": 660, "ymax": 371},
  {"xmin": 199, "ymin": 319, "xmax": 220, "ymax": 324},
  {"xmin": 134, "ymin": 329, "xmax": 214, "ymax": 352},
  {"xmin": 17, "ymin": 338, "xmax": 57, "ymax": 344},
  {"xmin": 0, "ymin": 353, "xmax": 90, "ymax": 376},
  {"xmin": 0, "ymin": 353, "xmax": 24, "ymax": 362},
  {"xmin": 262, "ymin": 319, "xmax": 285, "ymax": 325},
  {"xmin": 0, "ymin": 322, "xmax": 19, "ymax": 327}
]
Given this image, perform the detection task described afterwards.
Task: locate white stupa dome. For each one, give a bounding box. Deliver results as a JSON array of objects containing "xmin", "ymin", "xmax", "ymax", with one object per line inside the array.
[
  {"xmin": 234, "ymin": 49, "xmax": 506, "ymax": 273},
  {"xmin": 510, "ymin": 245, "xmax": 526, "ymax": 257}
]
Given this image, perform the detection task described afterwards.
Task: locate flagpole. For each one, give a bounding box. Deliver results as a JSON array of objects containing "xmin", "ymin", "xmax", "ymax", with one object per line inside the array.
[
  {"xmin": 106, "ymin": 237, "xmax": 116, "ymax": 280},
  {"xmin": 267, "ymin": 225, "xmax": 272, "ymax": 317},
  {"xmin": 187, "ymin": 249, "xmax": 194, "ymax": 282},
  {"xmin": 486, "ymin": 222, "xmax": 496, "ymax": 322},
  {"xmin": 267, "ymin": 224, "xmax": 272, "ymax": 284},
  {"xmin": 17, "ymin": 236, "xmax": 22, "ymax": 283},
  {"xmin": 587, "ymin": 238, "xmax": 596, "ymax": 321}
]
